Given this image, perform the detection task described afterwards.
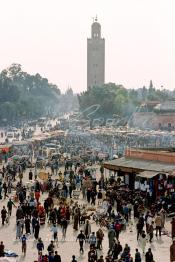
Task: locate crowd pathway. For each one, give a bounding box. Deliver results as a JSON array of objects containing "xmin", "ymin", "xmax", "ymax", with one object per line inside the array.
[{"xmin": 0, "ymin": 167, "xmax": 172, "ymax": 262}]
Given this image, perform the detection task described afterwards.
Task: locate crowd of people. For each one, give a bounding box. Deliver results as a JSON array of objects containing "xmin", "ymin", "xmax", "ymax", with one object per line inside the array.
[{"xmin": 0, "ymin": 131, "xmax": 175, "ymax": 261}]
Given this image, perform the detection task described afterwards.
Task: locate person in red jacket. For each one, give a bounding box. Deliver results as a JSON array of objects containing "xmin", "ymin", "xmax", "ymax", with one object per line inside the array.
[
  {"xmin": 43, "ymin": 254, "xmax": 49, "ymax": 262},
  {"xmin": 35, "ymin": 191, "xmax": 40, "ymax": 203},
  {"xmin": 115, "ymin": 221, "xmax": 121, "ymax": 240}
]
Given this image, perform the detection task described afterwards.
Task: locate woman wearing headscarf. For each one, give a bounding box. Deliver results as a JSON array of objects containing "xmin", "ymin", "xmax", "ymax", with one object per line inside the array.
[{"xmin": 139, "ymin": 230, "xmax": 147, "ymax": 254}]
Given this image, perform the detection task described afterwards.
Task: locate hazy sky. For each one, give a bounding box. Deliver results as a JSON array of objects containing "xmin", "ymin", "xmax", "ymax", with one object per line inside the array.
[{"xmin": 0, "ymin": 0, "xmax": 175, "ymax": 92}]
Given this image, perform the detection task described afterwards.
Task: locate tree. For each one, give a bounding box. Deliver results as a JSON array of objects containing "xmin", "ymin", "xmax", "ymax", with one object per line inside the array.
[
  {"xmin": 0, "ymin": 64, "xmax": 61, "ymax": 124},
  {"xmin": 78, "ymin": 83, "xmax": 129, "ymax": 119},
  {"xmin": 78, "ymin": 83, "xmax": 174, "ymax": 123}
]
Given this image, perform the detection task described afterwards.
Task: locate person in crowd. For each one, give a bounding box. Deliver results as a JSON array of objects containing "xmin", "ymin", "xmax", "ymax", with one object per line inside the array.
[
  {"xmin": 123, "ymin": 204, "xmax": 129, "ymax": 223},
  {"xmin": 73, "ymin": 210, "xmax": 79, "ymax": 231},
  {"xmin": 171, "ymin": 217, "xmax": 175, "ymax": 239},
  {"xmin": 3, "ymin": 182, "xmax": 8, "ymax": 199},
  {"xmin": 155, "ymin": 213, "xmax": 163, "ymax": 237},
  {"xmin": 16, "ymin": 219, "xmax": 22, "ymax": 239},
  {"xmin": 84, "ymin": 219, "xmax": 91, "ymax": 241},
  {"xmin": 21, "ymin": 234, "xmax": 27, "ymax": 255},
  {"xmin": 145, "ymin": 248, "xmax": 154, "ymax": 262},
  {"xmin": 0, "ymin": 241, "xmax": 4, "ymax": 257},
  {"xmin": 1, "ymin": 206, "xmax": 7, "ymax": 225},
  {"xmin": 148, "ymin": 221, "xmax": 154, "ymax": 243},
  {"xmin": 136, "ymin": 220, "xmax": 143, "ymax": 241},
  {"xmin": 96, "ymin": 228, "xmax": 104, "ymax": 250},
  {"xmin": 25, "ymin": 216, "xmax": 31, "ymax": 234},
  {"xmin": 43, "ymin": 254, "xmax": 49, "ymax": 262},
  {"xmin": 107, "ymin": 203, "xmax": 112, "ymax": 218},
  {"xmin": 0, "ymin": 182, "xmax": 2, "ymax": 200},
  {"xmin": 35, "ymin": 190, "xmax": 40, "ymax": 203},
  {"xmin": 61, "ymin": 217, "xmax": 68, "ymax": 239},
  {"xmin": 47, "ymin": 241, "xmax": 55, "ymax": 255},
  {"xmin": 37, "ymin": 238, "xmax": 44, "ymax": 254},
  {"xmin": 76, "ymin": 230, "xmax": 85, "ymax": 253},
  {"xmin": 170, "ymin": 238, "xmax": 175, "ymax": 262},
  {"xmin": 16, "ymin": 205, "xmax": 24, "ymax": 220},
  {"xmin": 88, "ymin": 245, "xmax": 97, "ymax": 262},
  {"xmin": 51, "ymin": 224, "xmax": 58, "ymax": 243},
  {"xmin": 38, "ymin": 251, "xmax": 43, "ymax": 262},
  {"xmin": 108, "ymin": 226, "xmax": 116, "ymax": 250},
  {"xmin": 134, "ymin": 248, "xmax": 141, "ymax": 262},
  {"xmin": 53, "ymin": 251, "xmax": 61, "ymax": 262},
  {"xmin": 97, "ymin": 255, "xmax": 104, "ymax": 262},
  {"xmin": 90, "ymin": 190, "xmax": 96, "ymax": 205},
  {"xmin": 97, "ymin": 189, "xmax": 103, "ymax": 206},
  {"xmin": 115, "ymin": 220, "xmax": 122, "ymax": 240},
  {"xmin": 29, "ymin": 170, "xmax": 33, "ymax": 180},
  {"xmin": 69, "ymin": 184, "xmax": 73, "ymax": 198},
  {"xmin": 71, "ymin": 255, "xmax": 77, "ymax": 262},
  {"xmin": 48, "ymin": 252, "xmax": 54, "ymax": 262},
  {"xmin": 139, "ymin": 231, "xmax": 147, "ymax": 254},
  {"xmin": 112, "ymin": 239, "xmax": 122, "ymax": 260},
  {"xmin": 34, "ymin": 219, "xmax": 40, "ymax": 240},
  {"xmin": 120, "ymin": 243, "xmax": 131, "ymax": 261},
  {"xmin": 89, "ymin": 232, "xmax": 96, "ymax": 248},
  {"xmin": 7, "ymin": 197, "xmax": 16, "ymax": 216},
  {"xmin": 160, "ymin": 208, "xmax": 166, "ymax": 228}
]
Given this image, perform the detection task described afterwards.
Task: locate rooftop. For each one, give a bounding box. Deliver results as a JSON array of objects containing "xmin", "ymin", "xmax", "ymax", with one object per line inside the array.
[
  {"xmin": 104, "ymin": 157, "xmax": 175, "ymax": 173},
  {"xmin": 154, "ymin": 101, "xmax": 175, "ymax": 111}
]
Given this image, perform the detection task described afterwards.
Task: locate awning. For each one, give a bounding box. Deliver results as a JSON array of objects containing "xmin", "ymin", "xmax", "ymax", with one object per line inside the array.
[
  {"xmin": 137, "ymin": 171, "xmax": 168, "ymax": 179},
  {"xmin": 168, "ymin": 171, "xmax": 175, "ymax": 177},
  {"xmin": 104, "ymin": 157, "xmax": 175, "ymax": 173}
]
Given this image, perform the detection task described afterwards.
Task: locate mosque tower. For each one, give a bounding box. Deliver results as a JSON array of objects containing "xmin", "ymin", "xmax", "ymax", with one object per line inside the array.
[{"xmin": 87, "ymin": 17, "xmax": 105, "ymax": 89}]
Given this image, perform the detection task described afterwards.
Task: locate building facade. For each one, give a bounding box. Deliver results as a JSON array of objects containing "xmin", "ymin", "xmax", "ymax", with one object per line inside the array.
[
  {"xmin": 131, "ymin": 101, "xmax": 175, "ymax": 130},
  {"xmin": 87, "ymin": 18, "xmax": 105, "ymax": 89}
]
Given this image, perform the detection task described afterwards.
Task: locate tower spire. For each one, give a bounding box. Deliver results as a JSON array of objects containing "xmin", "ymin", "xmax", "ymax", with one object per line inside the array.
[{"xmin": 87, "ymin": 18, "xmax": 105, "ymax": 89}]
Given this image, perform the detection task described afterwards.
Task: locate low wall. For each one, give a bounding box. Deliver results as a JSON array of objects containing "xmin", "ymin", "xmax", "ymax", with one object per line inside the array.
[{"xmin": 125, "ymin": 148, "xmax": 175, "ymax": 164}]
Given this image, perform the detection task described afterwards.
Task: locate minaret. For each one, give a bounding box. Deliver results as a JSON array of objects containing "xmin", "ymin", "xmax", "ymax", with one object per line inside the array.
[{"xmin": 87, "ymin": 17, "xmax": 105, "ymax": 89}]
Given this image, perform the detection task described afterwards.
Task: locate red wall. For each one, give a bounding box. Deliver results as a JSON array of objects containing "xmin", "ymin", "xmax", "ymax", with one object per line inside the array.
[{"xmin": 125, "ymin": 148, "xmax": 175, "ymax": 164}]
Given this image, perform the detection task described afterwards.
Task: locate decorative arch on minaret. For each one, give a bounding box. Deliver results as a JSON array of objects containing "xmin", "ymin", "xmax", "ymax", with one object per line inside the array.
[{"xmin": 91, "ymin": 16, "xmax": 101, "ymax": 39}]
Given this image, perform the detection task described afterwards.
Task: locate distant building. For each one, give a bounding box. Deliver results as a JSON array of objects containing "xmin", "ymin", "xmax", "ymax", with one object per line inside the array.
[
  {"xmin": 87, "ymin": 17, "xmax": 105, "ymax": 89},
  {"xmin": 131, "ymin": 101, "xmax": 175, "ymax": 130}
]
